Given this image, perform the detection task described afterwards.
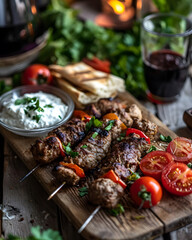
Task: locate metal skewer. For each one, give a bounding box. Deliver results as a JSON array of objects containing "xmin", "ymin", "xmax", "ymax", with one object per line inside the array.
[
  {"xmin": 19, "ymin": 163, "xmax": 41, "ymax": 182},
  {"xmin": 47, "ymin": 181, "xmax": 66, "ymax": 200},
  {"xmin": 78, "ymin": 205, "xmax": 101, "ymax": 234}
]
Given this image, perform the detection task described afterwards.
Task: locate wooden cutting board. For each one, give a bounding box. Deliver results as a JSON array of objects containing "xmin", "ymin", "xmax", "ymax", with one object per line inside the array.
[{"xmin": 1, "ymin": 91, "xmax": 192, "ymax": 240}]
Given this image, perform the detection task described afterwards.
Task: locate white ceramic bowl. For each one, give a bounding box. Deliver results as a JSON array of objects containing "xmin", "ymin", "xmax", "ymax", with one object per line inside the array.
[{"xmin": 0, "ymin": 85, "xmax": 74, "ymax": 137}]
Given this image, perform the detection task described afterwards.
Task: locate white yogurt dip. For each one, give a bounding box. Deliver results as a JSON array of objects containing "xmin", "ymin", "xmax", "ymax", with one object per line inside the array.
[{"xmin": 0, "ymin": 91, "xmax": 68, "ymax": 130}]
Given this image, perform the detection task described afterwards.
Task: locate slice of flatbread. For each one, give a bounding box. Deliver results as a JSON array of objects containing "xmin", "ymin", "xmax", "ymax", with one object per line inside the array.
[
  {"xmin": 52, "ymin": 72, "xmax": 116, "ymax": 109},
  {"xmin": 49, "ymin": 63, "xmax": 125, "ymax": 95}
]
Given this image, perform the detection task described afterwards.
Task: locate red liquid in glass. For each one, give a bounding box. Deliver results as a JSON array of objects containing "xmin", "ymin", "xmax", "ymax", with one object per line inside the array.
[{"xmin": 143, "ymin": 49, "xmax": 189, "ymax": 99}]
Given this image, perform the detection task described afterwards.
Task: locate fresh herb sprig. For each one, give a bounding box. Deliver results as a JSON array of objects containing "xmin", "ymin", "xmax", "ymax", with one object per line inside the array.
[
  {"xmin": 38, "ymin": 0, "xmax": 146, "ymax": 98},
  {"xmin": 63, "ymin": 143, "xmax": 78, "ymax": 158},
  {"xmin": 78, "ymin": 187, "xmax": 88, "ymax": 197},
  {"xmin": 117, "ymin": 132, "xmax": 126, "ymax": 141},
  {"xmin": 105, "ymin": 120, "xmax": 114, "ymax": 131},
  {"xmin": 5, "ymin": 226, "xmax": 62, "ymax": 240},
  {"xmin": 85, "ymin": 117, "xmax": 103, "ymax": 132},
  {"xmin": 146, "ymin": 145, "xmax": 157, "ymax": 153},
  {"xmin": 159, "ymin": 134, "xmax": 172, "ymax": 143},
  {"xmin": 109, "ymin": 203, "xmax": 125, "ymax": 217}
]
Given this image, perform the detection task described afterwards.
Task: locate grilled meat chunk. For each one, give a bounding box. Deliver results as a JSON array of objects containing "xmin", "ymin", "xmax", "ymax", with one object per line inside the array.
[
  {"xmin": 88, "ymin": 178, "xmax": 124, "ymax": 208},
  {"xmin": 86, "ymin": 98, "xmax": 126, "ymax": 118},
  {"xmin": 100, "ymin": 135, "xmax": 149, "ymax": 180},
  {"xmin": 54, "ymin": 165, "xmax": 80, "ymax": 186},
  {"xmin": 31, "ymin": 137, "xmax": 62, "ymax": 164},
  {"xmin": 66, "ymin": 120, "xmax": 116, "ymax": 171},
  {"xmin": 113, "ymin": 108, "xmax": 133, "ymax": 127},
  {"xmin": 31, "ymin": 118, "xmax": 86, "ymax": 164},
  {"xmin": 132, "ymin": 119, "xmax": 158, "ymax": 139},
  {"xmin": 49, "ymin": 118, "xmax": 86, "ymax": 144},
  {"xmin": 127, "ymin": 104, "xmax": 142, "ymax": 121},
  {"xmin": 88, "ymin": 134, "xmax": 149, "ymax": 208}
]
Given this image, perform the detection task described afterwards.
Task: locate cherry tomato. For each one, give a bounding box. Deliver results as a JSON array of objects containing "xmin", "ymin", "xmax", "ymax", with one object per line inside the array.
[
  {"xmin": 126, "ymin": 128, "xmax": 150, "ymax": 144},
  {"xmin": 161, "ymin": 162, "xmax": 192, "ymax": 196},
  {"xmin": 130, "ymin": 176, "xmax": 163, "ymax": 208},
  {"xmin": 166, "ymin": 137, "xmax": 192, "ymax": 163},
  {"xmin": 82, "ymin": 57, "xmax": 111, "ymax": 73},
  {"xmin": 22, "ymin": 64, "xmax": 53, "ymax": 85},
  {"xmin": 140, "ymin": 151, "xmax": 174, "ymax": 180},
  {"xmin": 59, "ymin": 162, "xmax": 85, "ymax": 178},
  {"xmin": 103, "ymin": 113, "xmax": 127, "ymax": 130},
  {"xmin": 101, "ymin": 170, "xmax": 127, "ymax": 189}
]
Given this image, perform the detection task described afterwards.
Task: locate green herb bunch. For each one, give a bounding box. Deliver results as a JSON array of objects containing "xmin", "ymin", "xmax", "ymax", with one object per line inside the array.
[
  {"xmin": 0, "ymin": 226, "xmax": 62, "ymax": 240},
  {"xmin": 38, "ymin": 0, "xmax": 146, "ymax": 98}
]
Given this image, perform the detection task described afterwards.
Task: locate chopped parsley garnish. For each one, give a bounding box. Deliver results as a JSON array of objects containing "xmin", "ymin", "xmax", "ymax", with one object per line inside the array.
[
  {"xmin": 109, "ymin": 204, "xmax": 125, "ymax": 217},
  {"xmin": 78, "ymin": 187, "xmax": 88, "ymax": 197},
  {"xmin": 58, "ymin": 115, "xmax": 62, "ymax": 119},
  {"xmin": 85, "ymin": 117, "xmax": 103, "ymax": 132},
  {"xmin": 15, "ymin": 96, "xmax": 56, "ymax": 124},
  {"xmin": 160, "ymin": 134, "xmax": 172, "ymax": 143},
  {"xmin": 32, "ymin": 114, "xmax": 42, "ymax": 123},
  {"xmin": 62, "ymin": 143, "xmax": 79, "ymax": 158},
  {"xmin": 146, "ymin": 145, "xmax": 157, "ymax": 153},
  {"xmin": 81, "ymin": 145, "xmax": 88, "ymax": 149},
  {"xmin": 92, "ymin": 132, "xmax": 98, "ymax": 139},
  {"xmin": 44, "ymin": 104, "xmax": 53, "ymax": 108},
  {"xmin": 105, "ymin": 120, "xmax": 114, "ymax": 131},
  {"xmin": 117, "ymin": 132, "xmax": 126, "ymax": 141},
  {"xmin": 14, "ymin": 97, "xmax": 38, "ymax": 105}
]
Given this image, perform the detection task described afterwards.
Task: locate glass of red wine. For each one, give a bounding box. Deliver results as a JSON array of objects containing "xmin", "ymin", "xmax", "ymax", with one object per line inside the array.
[{"xmin": 141, "ymin": 13, "xmax": 192, "ymax": 103}]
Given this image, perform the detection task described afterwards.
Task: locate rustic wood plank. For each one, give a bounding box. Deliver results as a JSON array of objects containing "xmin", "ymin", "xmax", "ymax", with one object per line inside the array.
[
  {"xmin": 0, "ymin": 90, "xmax": 187, "ymax": 240},
  {"xmin": 170, "ymin": 223, "xmax": 192, "ymax": 240},
  {"xmin": 2, "ymin": 141, "xmax": 59, "ymax": 238},
  {"xmin": 58, "ymin": 211, "xmax": 83, "ymax": 240}
]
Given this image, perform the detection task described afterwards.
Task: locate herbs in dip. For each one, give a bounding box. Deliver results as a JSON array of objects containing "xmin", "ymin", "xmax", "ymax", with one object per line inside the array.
[{"xmin": 0, "ymin": 92, "xmax": 68, "ymax": 129}]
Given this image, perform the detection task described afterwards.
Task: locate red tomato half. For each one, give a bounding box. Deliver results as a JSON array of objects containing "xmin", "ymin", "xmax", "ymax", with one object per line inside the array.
[
  {"xmin": 130, "ymin": 176, "xmax": 163, "ymax": 208},
  {"xmin": 166, "ymin": 137, "xmax": 192, "ymax": 163},
  {"xmin": 161, "ymin": 162, "xmax": 192, "ymax": 196},
  {"xmin": 22, "ymin": 64, "xmax": 53, "ymax": 85},
  {"xmin": 140, "ymin": 151, "xmax": 174, "ymax": 180}
]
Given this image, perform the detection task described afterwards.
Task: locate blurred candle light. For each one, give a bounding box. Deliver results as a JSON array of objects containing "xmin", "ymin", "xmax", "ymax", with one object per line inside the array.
[{"xmin": 107, "ymin": 0, "xmax": 125, "ymax": 15}]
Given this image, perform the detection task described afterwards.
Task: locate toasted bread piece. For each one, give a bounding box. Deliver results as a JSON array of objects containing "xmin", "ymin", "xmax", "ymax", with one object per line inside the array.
[
  {"xmin": 52, "ymin": 72, "xmax": 114, "ymax": 109},
  {"xmin": 49, "ymin": 63, "xmax": 125, "ymax": 95}
]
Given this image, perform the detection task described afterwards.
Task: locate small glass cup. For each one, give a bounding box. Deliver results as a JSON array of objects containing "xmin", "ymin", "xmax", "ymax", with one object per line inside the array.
[{"xmin": 141, "ymin": 13, "xmax": 192, "ymax": 103}]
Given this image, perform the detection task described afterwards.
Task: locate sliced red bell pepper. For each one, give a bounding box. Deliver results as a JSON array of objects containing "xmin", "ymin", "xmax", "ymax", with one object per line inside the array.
[
  {"xmin": 101, "ymin": 170, "xmax": 127, "ymax": 189},
  {"xmin": 126, "ymin": 128, "xmax": 151, "ymax": 144},
  {"xmin": 73, "ymin": 110, "xmax": 91, "ymax": 123},
  {"xmin": 45, "ymin": 136, "xmax": 65, "ymax": 157},
  {"xmin": 59, "ymin": 162, "xmax": 85, "ymax": 178}
]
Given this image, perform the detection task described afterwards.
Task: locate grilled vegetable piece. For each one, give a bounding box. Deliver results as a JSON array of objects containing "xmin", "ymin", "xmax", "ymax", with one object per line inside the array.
[
  {"xmin": 126, "ymin": 128, "xmax": 151, "ymax": 144},
  {"xmin": 31, "ymin": 118, "xmax": 86, "ymax": 164},
  {"xmin": 88, "ymin": 178, "xmax": 124, "ymax": 208},
  {"xmin": 59, "ymin": 162, "xmax": 85, "ymax": 178},
  {"xmin": 101, "ymin": 170, "xmax": 127, "ymax": 189}
]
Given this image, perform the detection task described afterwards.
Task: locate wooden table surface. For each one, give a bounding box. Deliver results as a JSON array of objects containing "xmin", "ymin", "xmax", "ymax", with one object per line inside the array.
[{"xmin": 0, "ymin": 78, "xmax": 192, "ymax": 240}]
